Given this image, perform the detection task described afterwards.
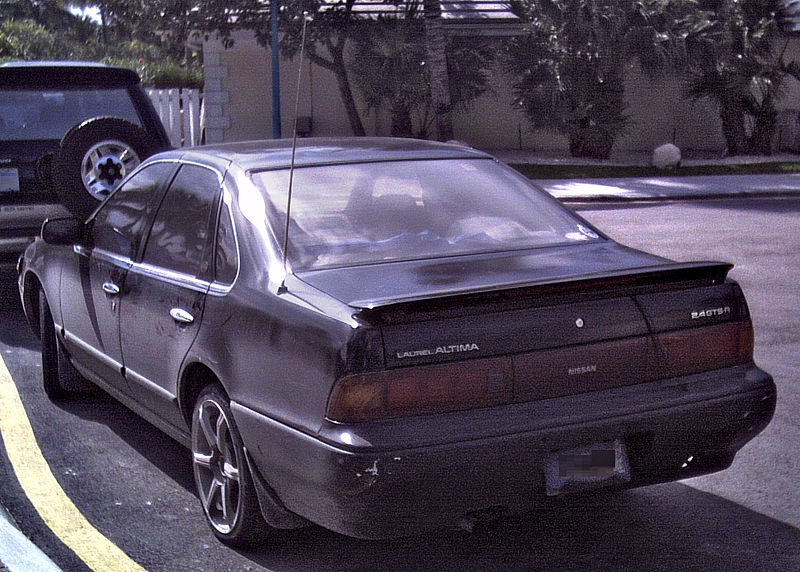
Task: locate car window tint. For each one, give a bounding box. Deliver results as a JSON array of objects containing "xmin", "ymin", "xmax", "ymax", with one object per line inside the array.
[
  {"xmin": 143, "ymin": 165, "xmax": 219, "ymax": 276},
  {"xmin": 250, "ymin": 158, "xmax": 600, "ymax": 270},
  {"xmin": 91, "ymin": 162, "xmax": 174, "ymax": 259},
  {"xmin": 215, "ymin": 201, "xmax": 238, "ymax": 284}
]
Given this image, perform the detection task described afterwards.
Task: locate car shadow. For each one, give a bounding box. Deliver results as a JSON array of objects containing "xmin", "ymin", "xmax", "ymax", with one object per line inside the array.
[
  {"xmin": 690, "ymin": 196, "xmax": 800, "ymax": 213},
  {"xmin": 237, "ymin": 484, "xmax": 800, "ymax": 571},
  {"xmin": 51, "ymin": 392, "xmax": 196, "ymax": 494},
  {"xmin": 49, "ymin": 386, "xmax": 800, "ymax": 571}
]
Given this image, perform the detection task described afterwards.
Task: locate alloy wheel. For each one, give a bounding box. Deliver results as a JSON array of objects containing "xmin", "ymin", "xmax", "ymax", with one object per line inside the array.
[
  {"xmin": 192, "ymin": 397, "xmax": 243, "ymax": 534},
  {"xmin": 80, "ymin": 140, "xmax": 140, "ymax": 200}
]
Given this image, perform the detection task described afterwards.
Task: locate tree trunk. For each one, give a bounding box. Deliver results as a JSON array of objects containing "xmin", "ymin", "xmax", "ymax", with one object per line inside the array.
[
  {"xmin": 568, "ymin": 119, "xmax": 614, "ymax": 160},
  {"xmin": 390, "ymin": 102, "xmax": 414, "ymax": 137},
  {"xmin": 747, "ymin": 96, "xmax": 777, "ymax": 155},
  {"xmin": 423, "ymin": 0, "xmax": 453, "ymax": 141},
  {"xmin": 330, "ymin": 45, "xmax": 366, "ymax": 136},
  {"xmin": 719, "ymin": 96, "xmax": 747, "ymax": 156}
]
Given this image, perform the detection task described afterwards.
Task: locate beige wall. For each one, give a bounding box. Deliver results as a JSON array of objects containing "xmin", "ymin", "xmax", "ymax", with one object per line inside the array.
[{"xmin": 204, "ymin": 32, "xmax": 800, "ymax": 154}]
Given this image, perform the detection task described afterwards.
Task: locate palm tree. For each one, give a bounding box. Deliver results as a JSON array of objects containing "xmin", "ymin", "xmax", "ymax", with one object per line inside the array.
[
  {"xmin": 684, "ymin": 0, "xmax": 800, "ymax": 155},
  {"xmin": 506, "ymin": 0, "xmax": 693, "ymax": 159},
  {"xmin": 351, "ymin": 13, "xmax": 492, "ymax": 139},
  {"xmin": 423, "ymin": 0, "xmax": 454, "ymax": 141},
  {"xmin": 351, "ymin": 17, "xmax": 428, "ymax": 137}
]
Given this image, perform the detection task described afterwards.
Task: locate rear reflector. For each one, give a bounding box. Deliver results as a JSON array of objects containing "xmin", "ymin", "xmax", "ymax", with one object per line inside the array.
[{"xmin": 327, "ymin": 320, "xmax": 755, "ymax": 423}]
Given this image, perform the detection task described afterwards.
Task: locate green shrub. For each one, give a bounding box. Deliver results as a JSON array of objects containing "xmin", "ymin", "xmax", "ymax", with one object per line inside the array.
[
  {"xmin": 144, "ymin": 64, "xmax": 203, "ymax": 89},
  {"xmin": 0, "ymin": 19, "xmax": 80, "ymax": 60},
  {"xmin": 100, "ymin": 58, "xmax": 203, "ymax": 89}
]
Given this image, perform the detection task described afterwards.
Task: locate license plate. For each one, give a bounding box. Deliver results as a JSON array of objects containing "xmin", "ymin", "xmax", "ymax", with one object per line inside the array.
[
  {"xmin": 0, "ymin": 168, "xmax": 20, "ymax": 192},
  {"xmin": 545, "ymin": 439, "xmax": 631, "ymax": 496}
]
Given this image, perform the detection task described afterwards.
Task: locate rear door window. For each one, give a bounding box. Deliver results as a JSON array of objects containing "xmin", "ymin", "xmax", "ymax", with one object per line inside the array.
[{"xmin": 142, "ymin": 164, "xmax": 221, "ymax": 277}]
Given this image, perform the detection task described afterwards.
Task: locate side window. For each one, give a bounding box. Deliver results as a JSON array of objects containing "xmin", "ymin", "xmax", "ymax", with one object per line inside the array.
[
  {"xmin": 142, "ymin": 165, "xmax": 220, "ymax": 276},
  {"xmin": 214, "ymin": 201, "xmax": 238, "ymax": 285},
  {"xmin": 91, "ymin": 162, "xmax": 174, "ymax": 258}
]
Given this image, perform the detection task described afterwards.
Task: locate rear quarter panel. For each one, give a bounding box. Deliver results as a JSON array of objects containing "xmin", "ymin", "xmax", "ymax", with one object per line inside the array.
[{"xmin": 193, "ymin": 280, "xmax": 356, "ymax": 436}]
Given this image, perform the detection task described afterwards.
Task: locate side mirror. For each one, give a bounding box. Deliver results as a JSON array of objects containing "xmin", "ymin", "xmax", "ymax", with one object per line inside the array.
[{"xmin": 41, "ymin": 217, "xmax": 83, "ymax": 245}]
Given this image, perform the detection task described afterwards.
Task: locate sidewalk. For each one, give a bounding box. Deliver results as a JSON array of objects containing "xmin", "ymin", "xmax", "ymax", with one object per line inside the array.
[
  {"xmin": 488, "ymin": 149, "xmax": 800, "ymax": 201},
  {"xmin": 0, "ymin": 502, "xmax": 60, "ymax": 571},
  {"xmin": 534, "ymin": 173, "xmax": 800, "ymax": 201}
]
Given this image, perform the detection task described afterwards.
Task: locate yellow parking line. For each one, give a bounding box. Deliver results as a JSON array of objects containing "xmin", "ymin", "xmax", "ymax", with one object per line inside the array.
[{"xmin": 0, "ymin": 354, "xmax": 146, "ymax": 572}]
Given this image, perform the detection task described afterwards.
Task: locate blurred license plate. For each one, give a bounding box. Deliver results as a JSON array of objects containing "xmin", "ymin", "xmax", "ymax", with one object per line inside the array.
[
  {"xmin": 545, "ymin": 439, "xmax": 630, "ymax": 496},
  {"xmin": 0, "ymin": 168, "xmax": 19, "ymax": 192}
]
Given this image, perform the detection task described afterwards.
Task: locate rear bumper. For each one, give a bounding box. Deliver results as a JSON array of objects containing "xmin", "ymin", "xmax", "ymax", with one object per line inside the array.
[{"xmin": 233, "ymin": 364, "xmax": 775, "ymax": 539}]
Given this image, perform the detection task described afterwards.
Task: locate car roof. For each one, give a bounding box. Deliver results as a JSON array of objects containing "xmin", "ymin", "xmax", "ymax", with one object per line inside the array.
[
  {"xmin": 0, "ymin": 61, "xmax": 140, "ymax": 88},
  {"xmin": 166, "ymin": 137, "xmax": 492, "ymax": 172}
]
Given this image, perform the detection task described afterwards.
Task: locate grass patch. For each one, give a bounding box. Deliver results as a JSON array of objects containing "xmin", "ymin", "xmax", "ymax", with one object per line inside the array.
[{"xmin": 510, "ymin": 161, "xmax": 800, "ymax": 179}]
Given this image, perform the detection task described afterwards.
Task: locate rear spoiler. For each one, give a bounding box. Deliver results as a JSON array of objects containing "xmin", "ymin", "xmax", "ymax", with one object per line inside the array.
[{"xmin": 349, "ymin": 261, "xmax": 733, "ymax": 312}]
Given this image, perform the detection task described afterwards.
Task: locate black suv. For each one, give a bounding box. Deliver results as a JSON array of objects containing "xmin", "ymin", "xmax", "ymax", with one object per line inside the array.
[{"xmin": 0, "ymin": 61, "xmax": 170, "ymax": 264}]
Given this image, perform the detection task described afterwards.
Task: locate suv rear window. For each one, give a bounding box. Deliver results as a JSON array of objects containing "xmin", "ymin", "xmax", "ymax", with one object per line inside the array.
[{"xmin": 0, "ymin": 88, "xmax": 141, "ymax": 141}]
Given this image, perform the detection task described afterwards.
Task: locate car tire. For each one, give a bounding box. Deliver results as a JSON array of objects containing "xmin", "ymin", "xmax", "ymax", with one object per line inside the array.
[
  {"xmin": 39, "ymin": 289, "xmax": 94, "ymax": 399},
  {"xmin": 191, "ymin": 384, "xmax": 271, "ymax": 547},
  {"xmin": 52, "ymin": 117, "xmax": 158, "ymax": 221}
]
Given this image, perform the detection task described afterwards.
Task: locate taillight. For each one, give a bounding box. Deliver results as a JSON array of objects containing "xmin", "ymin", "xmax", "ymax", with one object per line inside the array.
[
  {"xmin": 657, "ymin": 320, "xmax": 754, "ymax": 377},
  {"xmin": 327, "ymin": 320, "xmax": 755, "ymax": 423},
  {"xmin": 327, "ymin": 357, "xmax": 513, "ymax": 423}
]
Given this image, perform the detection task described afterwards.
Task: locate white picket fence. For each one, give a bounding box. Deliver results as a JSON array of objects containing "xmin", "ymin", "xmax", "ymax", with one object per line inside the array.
[{"xmin": 146, "ymin": 88, "xmax": 203, "ymax": 148}]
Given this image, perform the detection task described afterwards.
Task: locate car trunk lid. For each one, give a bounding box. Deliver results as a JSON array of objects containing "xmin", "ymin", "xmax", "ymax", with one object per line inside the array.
[{"xmin": 312, "ymin": 248, "xmax": 751, "ymax": 422}]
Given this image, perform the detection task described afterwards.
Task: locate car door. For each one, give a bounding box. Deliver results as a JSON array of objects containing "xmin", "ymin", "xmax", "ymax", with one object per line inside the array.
[
  {"xmin": 119, "ymin": 163, "xmax": 222, "ymax": 428},
  {"xmin": 59, "ymin": 162, "xmax": 176, "ymax": 394}
]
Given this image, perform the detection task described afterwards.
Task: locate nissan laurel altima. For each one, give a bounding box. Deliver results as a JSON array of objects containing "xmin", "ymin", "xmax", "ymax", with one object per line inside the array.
[{"xmin": 17, "ymin": 138, "xmax": 776, "ymax": 547}]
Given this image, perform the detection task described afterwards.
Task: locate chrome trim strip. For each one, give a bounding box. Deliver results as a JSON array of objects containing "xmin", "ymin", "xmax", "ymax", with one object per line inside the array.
[
  {"xmin": 128, "ymin": 262, "xmax": 210, "ymax": 293},
  {"xmin": 125, "ymin": 368, "xmax": 177, "ymax": 402},
  {"xmin": 73, "ymin": 246, "xmax": 132, "ymax": 269},
  {"xmin": 63, "ymin": 330, "xmax": 123, "ymax": 373},
  {"xmin": 208, "ymin": 281, "xmax": 233, "ymax": 296}
]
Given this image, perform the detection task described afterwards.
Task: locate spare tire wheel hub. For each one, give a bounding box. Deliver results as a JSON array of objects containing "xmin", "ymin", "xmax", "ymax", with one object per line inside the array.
[{"xmin": 82, "ymin": 140, "xmax": 140, "ymax": 199}]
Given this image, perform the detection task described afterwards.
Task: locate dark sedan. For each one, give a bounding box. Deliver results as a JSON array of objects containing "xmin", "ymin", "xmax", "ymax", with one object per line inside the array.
[{"xmin": 18, "ymin": 138, "xmax": 776, "ymax": 546}]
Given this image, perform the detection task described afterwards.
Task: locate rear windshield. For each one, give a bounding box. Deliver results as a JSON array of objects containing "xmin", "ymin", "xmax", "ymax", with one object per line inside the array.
[
  {"xmin": 0, "ymin": 88, "xmax": 141, "ymax": 141},
  {"xmin": 249, "ymin": 158, "xmax": 600, "ymax": 270}
]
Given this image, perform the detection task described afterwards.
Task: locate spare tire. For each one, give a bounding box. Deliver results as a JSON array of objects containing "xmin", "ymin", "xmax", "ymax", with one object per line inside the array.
[{"xmin": 52, "ymin": 117, "xmax": 159, "ymax": 220}]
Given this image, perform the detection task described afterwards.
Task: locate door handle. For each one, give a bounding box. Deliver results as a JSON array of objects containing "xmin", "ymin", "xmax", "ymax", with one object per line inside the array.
[
  {"xmin": 170, "ymin": 308, "xmax": 195, "ymax": 324},
  {"xmin": 102, "ymin": 282, "xmax": 120, "ymax": 295}
]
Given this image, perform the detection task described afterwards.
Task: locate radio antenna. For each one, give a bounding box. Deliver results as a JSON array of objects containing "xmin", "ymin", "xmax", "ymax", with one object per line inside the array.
[{"xmin": 280, "ymin": 11, "xmax": 311, "ymax": 292}]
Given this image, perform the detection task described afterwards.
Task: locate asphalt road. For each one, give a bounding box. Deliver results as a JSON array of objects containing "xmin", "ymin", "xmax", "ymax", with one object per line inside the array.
[{"xmin": 0, "ymin": 197, "xmax": 798, "ymax": 571}]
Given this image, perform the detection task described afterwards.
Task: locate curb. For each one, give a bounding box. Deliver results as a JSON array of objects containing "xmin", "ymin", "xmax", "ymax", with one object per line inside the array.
[
  {"xmin": 0, "ymin": 501, "xmax": 61, "ymax": 571},
  {"xmin": 549, "ymin": 189, "xmax": 800, "ymax": 204},
  {"xmin": 532, "ymin": 173, "xmax": 800, "ymax": 203}
]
